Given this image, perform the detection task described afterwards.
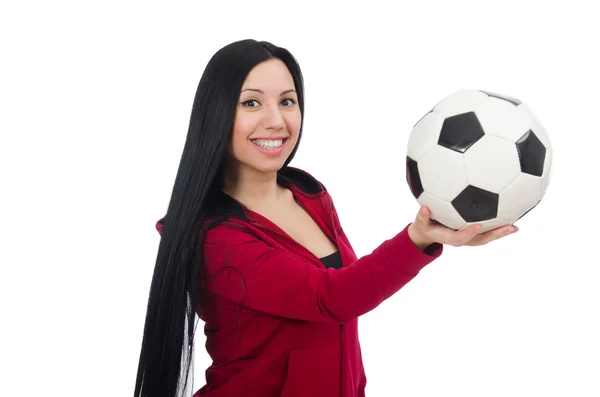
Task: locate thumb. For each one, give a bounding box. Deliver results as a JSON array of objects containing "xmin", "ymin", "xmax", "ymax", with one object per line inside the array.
[{"xmin": 416, "ymin": 205, "xmax": 431, "ymax": 224}]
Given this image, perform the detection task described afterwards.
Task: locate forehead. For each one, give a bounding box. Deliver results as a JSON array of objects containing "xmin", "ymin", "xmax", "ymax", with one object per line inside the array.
[{"xmin": 241, "ymin": 59, "xmax": 295, "ymax": 92}]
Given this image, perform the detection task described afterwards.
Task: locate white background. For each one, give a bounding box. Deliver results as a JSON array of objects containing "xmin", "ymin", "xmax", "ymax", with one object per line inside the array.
[{"xmin": 2, "ymin": 1, "xmax": 599, "ymax": 396}]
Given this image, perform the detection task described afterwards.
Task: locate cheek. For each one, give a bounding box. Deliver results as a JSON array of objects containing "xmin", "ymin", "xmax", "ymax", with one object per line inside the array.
[
  {"xmin": 231, "ymin": 116, "xmax": 255, "ymax": 146},
  {"xmin": 229, "ymin": 130, "xmax": 247, "ymax": 158},
  {"xmin": 286, "ymin": 111, "xmax": 302, "ymax": 136}
]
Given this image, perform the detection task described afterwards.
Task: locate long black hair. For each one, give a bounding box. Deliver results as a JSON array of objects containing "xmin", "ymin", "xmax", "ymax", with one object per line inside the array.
[{"xmin": 133, "ymin": 39, "xmax": 305, "ymax": 397}]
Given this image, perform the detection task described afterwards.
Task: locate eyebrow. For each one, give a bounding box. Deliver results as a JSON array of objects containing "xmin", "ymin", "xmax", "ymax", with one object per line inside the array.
[{"xmin": 241, "ymin": 88, "xmax": 296, "ymax": 95}]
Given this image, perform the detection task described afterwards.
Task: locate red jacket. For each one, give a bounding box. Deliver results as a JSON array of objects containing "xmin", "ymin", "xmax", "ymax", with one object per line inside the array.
[{"xmin": 156, "ymin": 167, "xmax": 442, "ymax": 397}]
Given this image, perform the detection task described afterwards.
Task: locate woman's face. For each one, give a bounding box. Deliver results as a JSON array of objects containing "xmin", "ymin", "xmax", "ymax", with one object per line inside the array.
[{"xmin": 227, "ymin": 58, "xmax": 301, "ymax": 176}]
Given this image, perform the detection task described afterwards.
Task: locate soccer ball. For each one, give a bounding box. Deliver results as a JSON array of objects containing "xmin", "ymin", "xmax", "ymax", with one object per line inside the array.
[{"xmin": 405, "ymin": 89, "xmax": 552, "ymax": 233}]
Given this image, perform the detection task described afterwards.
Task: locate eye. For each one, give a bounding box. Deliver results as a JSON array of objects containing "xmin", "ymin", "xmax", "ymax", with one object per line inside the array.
[
  {"xmin": 241, "ymin": 99, "xmax": 260, "ymax": 107},
  {"xmin": 281, "ymin": 98, "xmax": 296, "ymax": 106}
]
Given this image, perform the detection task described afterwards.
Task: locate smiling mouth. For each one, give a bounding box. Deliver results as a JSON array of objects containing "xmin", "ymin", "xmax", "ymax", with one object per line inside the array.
[{"xmin": 250, "ymin": 137, "xmax": 288, "ymax": 149}]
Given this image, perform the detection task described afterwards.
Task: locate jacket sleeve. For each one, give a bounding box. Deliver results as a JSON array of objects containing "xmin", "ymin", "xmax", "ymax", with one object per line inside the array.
[{"xmin": 202, "ymin": 221, "xmax": 442, "ymax": 324}]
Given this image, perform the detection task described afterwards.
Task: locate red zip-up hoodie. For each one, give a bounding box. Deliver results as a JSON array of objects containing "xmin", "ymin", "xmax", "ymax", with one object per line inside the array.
[{"xmin": 156, "ymin": 166, "xmax": 442, "ymax": 397}]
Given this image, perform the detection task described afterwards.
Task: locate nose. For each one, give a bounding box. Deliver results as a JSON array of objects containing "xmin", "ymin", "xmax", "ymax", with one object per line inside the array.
[{"xmin": 263, "ymin": 103, "xmax": 285, "ymax": 130}]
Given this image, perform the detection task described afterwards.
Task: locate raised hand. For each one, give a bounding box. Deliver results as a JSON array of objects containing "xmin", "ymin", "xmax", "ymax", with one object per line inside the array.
[{"xmin": 407, "ymin": 206, "xmax": 518, "ymax": 250}]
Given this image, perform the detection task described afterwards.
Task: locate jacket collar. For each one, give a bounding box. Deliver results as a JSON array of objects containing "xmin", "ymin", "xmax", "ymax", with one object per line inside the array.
[{"xmin": 277, "ymin": 166, "xmax": 327, "ymax": 196}]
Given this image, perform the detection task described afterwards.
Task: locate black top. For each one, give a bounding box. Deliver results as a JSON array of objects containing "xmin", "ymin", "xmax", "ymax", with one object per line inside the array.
[{"xmin": 320, "ymin": 251, "xmax": 342, "ymax": 269}]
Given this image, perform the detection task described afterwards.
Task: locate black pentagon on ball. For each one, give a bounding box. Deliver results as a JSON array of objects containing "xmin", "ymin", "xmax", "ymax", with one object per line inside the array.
[
  {"xmin": 516, "ymin": 130, "xmax": 546, "ymax": 177},
  {"xmin": 451, "ymin": 185, "xmax": 499, "ymax": 222},
  {"xmin": 438, "ymin": 111, "xmax": 485, "ymax": 153},
  {"xmin": 406, "ymin": 156, "xmax": 423, "ymax": 199},
  {"xmin": 479, "ymin": 90, "xmax": 522, "ymax": 106}
]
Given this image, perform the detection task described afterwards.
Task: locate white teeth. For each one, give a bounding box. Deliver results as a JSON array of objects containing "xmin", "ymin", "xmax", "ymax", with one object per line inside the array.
[{"xmin": 251, "ymin": 139, "xmax": 283, "ymax": 149}]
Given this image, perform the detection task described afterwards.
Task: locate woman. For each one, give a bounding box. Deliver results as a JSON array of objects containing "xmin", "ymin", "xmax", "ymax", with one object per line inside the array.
[{"xmin": 133, "ymin": 39, "xmax": 517, "ymax": 397}]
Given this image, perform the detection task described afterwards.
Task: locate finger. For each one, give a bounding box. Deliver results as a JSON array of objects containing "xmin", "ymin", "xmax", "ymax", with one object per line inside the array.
[
  {"xmin": 469, "ymin": 225, "xmax": 517, "ymax": 246},
  {"xmin": 450, "ymin": 224, "xmax": 482, "ymax": 246},
  {"xmin": 431, "ymin": 223, "xmax": 480, "ymax": 246}
]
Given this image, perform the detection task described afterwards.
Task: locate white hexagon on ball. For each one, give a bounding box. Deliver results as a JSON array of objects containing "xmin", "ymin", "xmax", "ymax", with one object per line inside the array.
[
  {"xmin": 418, "ymin": 145, "xmax": 469, "ymax": 202},
  {"xmin": 497, "ymin": 173, "xmax": 542, "ymax": 221},
  {"xmin": 464, "ymin": 135, "xmax": 521, "ymax": 194},
  {"xmin": 474, "ymin": 97, "xmax": 531, "ymax": 142}
]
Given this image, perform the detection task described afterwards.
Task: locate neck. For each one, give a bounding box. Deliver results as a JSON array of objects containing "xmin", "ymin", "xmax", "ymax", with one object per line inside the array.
[{"xmin": 222, "ymin": 162, "xmax": 285, "ymax": 206}]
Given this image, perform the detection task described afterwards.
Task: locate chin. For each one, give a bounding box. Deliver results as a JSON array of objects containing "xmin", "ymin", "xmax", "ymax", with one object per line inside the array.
[{"xmin": 254, "ymin": 159, "xmax": 289, "ymax": 174}]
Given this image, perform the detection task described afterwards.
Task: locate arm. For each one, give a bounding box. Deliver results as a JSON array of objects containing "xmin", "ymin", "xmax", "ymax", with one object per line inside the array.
[{"xmin": 202, "ymin": 222, "xmax": 442, "ymax": 324}]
